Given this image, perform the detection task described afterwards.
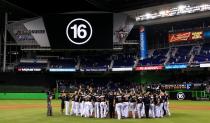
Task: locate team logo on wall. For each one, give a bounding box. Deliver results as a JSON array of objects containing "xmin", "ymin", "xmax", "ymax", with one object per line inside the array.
[
  {"xmin": 66, "ymin": 18, "xmax": 92, "ymax": 45},
  {"xmin": 115, "ymin": 28, "xmax": 128, "ymax": 43},
  {"xmin": 177, "ymin": 92, "xmax": 185, "ymax": 100}
]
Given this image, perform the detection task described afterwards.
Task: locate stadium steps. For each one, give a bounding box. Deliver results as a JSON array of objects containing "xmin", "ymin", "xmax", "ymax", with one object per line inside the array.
[
  {"xmin": 133, "ymin": 58, "xmax": 139, "ymax": 68},
  {"xmin": 189, "ymin": 46, "xmax": 196, "ymax": 64},
  {"xmin": 109, "ymin": 59, "xmax": 114, "ymax": 69},
  {"xmin": 164, "ymin": 48, "xmax": 172, "ymax": 64},
  {"xmin": 189, "ymin": 45, "xmax": 202, "ymax": 63},
  {"xmin": 197, "ymin": 45, "xmax": 202, "ymax": 55},
  {"xmin": 148, "ymin": 49, "xmax": 155, "ymax": 57},
  {"xmin": 189, "ymin": 46, "xmax": 195, "ymax": 56},
  {"xmin": 172, "ymin": 47, "xmax": 178, "ymax": 57},
  {"xmin": 189, "ymin": 54, "xmax": 195, "ymax": 64},
  {"xmin": 76, "ymin": 58, "xmax": 80, "ymax": 70}
]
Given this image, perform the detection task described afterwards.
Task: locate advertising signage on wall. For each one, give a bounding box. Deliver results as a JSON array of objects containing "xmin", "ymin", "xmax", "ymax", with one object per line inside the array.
[
  {"xmin": 135, "ymin": 66, "xmax": 164, "ymax": 71},
  {"xmin": 168, "ymin": 31, "xmax": 203, "ymax": 43},
  {"xmin": 165, "ymin": 64, "xmax": 188, "ymax": 69},
  {"xmin": 43, "ymin": 13, "xmax": 113, "ymax": 49},
  {"xmin": 139, "ymin": 26, "xmax": 147, "ymax": 60},
  {"xmin": 200, "ymin": 63, "xmax": 210, "ymax": 68}
]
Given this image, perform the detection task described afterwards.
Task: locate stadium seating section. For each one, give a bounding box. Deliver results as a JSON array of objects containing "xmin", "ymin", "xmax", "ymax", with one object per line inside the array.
[{"xmin": 14, "ymin": 42, "xmax": 210, "ymax": 70}]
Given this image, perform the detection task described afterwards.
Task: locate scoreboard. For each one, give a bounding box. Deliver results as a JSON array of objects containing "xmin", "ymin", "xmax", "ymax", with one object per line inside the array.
[
  {"xmin": 168, "ymin": 31, "xmax": 203, "ymax": 43},
  {"xmin": 43, "ymin": 13, "xmax": 113, "ymax": 49}
]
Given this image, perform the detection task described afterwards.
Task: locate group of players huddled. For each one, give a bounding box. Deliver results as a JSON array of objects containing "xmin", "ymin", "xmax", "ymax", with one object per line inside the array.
[{"xmin": 58, "ymin": 85, "xmax": 170, "ymax": 120}]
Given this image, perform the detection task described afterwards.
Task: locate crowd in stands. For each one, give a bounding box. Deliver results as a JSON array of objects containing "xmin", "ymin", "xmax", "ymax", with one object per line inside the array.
[{"xmin": 112, "ymin": 54, "xmax": 136, "ymax": 68}]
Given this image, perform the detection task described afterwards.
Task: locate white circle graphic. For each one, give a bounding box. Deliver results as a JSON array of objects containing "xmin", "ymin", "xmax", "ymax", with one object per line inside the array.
[
  {"xmin": 66, "ymin": 18, "xmax": 92, "ymax": 45},
  {"xmin": 177, "ymin": 92, "xmax": 185, "ymax": 100}
]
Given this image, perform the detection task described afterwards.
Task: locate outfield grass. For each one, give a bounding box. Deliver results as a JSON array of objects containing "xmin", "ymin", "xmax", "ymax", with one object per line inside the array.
[{"xmin": 0, "ymin": 100, "xmax": 209, "ymax": 123}]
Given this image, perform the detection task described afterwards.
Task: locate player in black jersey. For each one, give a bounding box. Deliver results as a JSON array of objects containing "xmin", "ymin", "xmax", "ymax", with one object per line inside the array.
[
  {"xmin": 70, "ymin": 91, "xmax": 77, "ymax": 115},
  {"xmin": 100, "ymin": 92, "xmax": 108, "ymax": 118},
  {"xmin": 154, "ymin": 95, "xmax": 162, "ymax": 118},
  {"xmin": 136, "ymin": 94, "xmax": 145, "ymax": 118},
  {"xmin": 74, "ymin": 92, "xmax": 80, "ymax": 116},
  {"xmin": 94, "ymin": 93, "xmax": 100, "ymax": 118},
  {"xmin": 64, "ymin": 93, "xmax": 70, "ymax": 115},
  {"xmin": 115, "ymin": 91, "xmax": 123, "ymax": 120},
  {"xmin": 122, "ymin": 91, "xmax": 130, "ymax": 118},
  {"xmin": 108, "ymin": 91, "xmax": 115, "ymax": 118},
  {"xmin": 58, "ymin": 92, "xmax": 65, "ymax": 115},
  {"xmin": 162, "ymin": 92, "xmax": 170, "ymax": 116},
  {"xmin": 79, "ymin": 92, "xmax": 85, "ymax": 117},
  {"xmin": 149, "ymin": 94, "xmax": 155, "ymax": 118},
  {"xmin": 47, "ymin": 92, "xmax": 53, "ymax": 116},
  {"xmin": 84, "ymin": 93, "xmax": 93, "ymax": 118},
  {"xmin": 130, "ymin": 92, "xmax": 137, "ymax": 119},
  {"xmin": 143, "ymin": 93, "xmax": 150, "ymax": 118}
]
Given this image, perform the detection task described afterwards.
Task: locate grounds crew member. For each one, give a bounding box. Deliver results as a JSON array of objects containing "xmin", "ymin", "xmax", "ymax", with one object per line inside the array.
[{"xmin": 47, "ymin": 92, "xmax": 53, "ymax": 116}]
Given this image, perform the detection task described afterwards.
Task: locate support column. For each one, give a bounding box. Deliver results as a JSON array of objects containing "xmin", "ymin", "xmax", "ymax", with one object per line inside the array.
[{"xmin": 3, "ymin": 12, "xmax": 7, "ymax": 72}]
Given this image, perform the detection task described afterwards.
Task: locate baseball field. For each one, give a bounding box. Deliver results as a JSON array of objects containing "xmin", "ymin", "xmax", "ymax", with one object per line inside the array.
[{"xmin": 0, "ymin": 100, "xmax": 209, "ymax": 123}]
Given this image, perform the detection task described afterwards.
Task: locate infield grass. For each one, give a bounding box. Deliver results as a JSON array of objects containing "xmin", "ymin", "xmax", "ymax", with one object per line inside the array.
[{"xmin": 0, "ymin": 100, "xmax": 209, "ymax": 123}]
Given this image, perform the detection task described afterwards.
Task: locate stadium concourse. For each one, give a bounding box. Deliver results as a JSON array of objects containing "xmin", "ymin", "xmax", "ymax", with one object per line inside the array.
[{"xmin": 0, "ymin": 0, "xmax": 210, "ymax": 123}]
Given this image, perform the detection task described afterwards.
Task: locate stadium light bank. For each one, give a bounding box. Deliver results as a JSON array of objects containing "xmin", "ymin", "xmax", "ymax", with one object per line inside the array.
[{"xmin": 136, "ymin": 3, "xmax": 210, "ymax": 21}]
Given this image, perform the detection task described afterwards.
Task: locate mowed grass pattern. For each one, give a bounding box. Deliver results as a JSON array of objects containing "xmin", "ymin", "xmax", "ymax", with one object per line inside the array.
[{"xmin": 0, "ymin": 100, "xmax": 209, "ymax": 123}]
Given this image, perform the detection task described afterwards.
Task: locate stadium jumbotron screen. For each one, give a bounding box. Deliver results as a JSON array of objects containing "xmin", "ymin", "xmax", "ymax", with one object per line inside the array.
[
  {"xmin": 168, "ymin": 31, "xmax": 203, "ymax": 43},
  {"xmin": 43, "ymin": 13, "xmax": 113, "ymax": 49}
]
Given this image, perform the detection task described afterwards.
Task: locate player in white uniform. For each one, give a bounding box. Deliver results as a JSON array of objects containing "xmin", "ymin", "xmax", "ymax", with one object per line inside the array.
[
  {"xmin": 70, "ymin": 91, "xmax": 76, "ymax": 115},
  {"xmin": 74, "ymin": 93, "xmax": 80, "ymax": 116},
  {"xmin": 79, "ymin": 92, "xmax": 85, "ymax": 117},
  {"xmin": 94, "ymin": 93, "xmax": 100, "ymax": 118},
  {"xmin": 149, "ymin": 95, "xmax": 155, "ymax": 118},
  {"xmin": 84, "ymin": 93, "xmax": 93, "ymax": 117},
  {"xmin": 100, "ymin": 93, "xmax": 107, "ymax": 118},
  {"xmin": 155, "ymin": 96, "xmax": 162, "ymax": 118},
  {"xmin": 122, "ymin": 92, "xmax": 130, "ymax": 118},
  {"xmin": 136, "ymin": 94, "xmax": 145, "ymax": 118},
  {"xmin": 64, "ymin": 93, "xmax": 70, "ymax": 115},
  {"xmin": 129, "ymin": 94, "xmax": 137, "ymax": 119},
  {"xmin": 163, "ymin": 93, "xmax": 171, "ymax": 116},
  {"xmin": 115, "ymin": 92, "xmax": 123, "ymax": 120}
]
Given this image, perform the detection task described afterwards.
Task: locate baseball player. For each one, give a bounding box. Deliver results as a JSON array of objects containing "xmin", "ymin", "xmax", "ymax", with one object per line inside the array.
[
  {"xmin": 122, "ymin": 91, "xmax": 130, "ymax": 118},
  {"xmin": 115, "ymin": 91, "xmax": 123, "ymax": 120},
  {"xmin": 159, "ymin": 93, "xmax": 164, "ymax": 118},
  {"xmin": 64, "ymin": 93, "xmax": 70, "ymax": 115},
  {"xmin": 149, "ymin": 94, "xmax": 155, "ymax": 118},
  {"xmin": 84, "ymin": 93, "xmax": 93, "ymax": 117},
  {"xmin": 79, "ymin": 92, "xmax": 85, "ymax": 117},
  {"xmin": 70, "ymin": 91, "xmax": 77, "ymax": 115},
  {"xmin": 143, "ymin": 93, "xmax": 150, "ymax": 118},
  {"xmin": 129, "ymin": 93, "xmax": 137, "ymax": 119},
  {"xmin": 58, "ymin": 92, "xmax": 65, "ymax": 115},
  {"xmin": 100, "ymin": 92, "xmax": 107, "ymax": 118},
  {"xmin": 163, "ymin": 93, "xmax": 171, "ymax": 116},
  {"xmin": 136, "ymin": 94, "xmax": 145, "ymax": 118},
  {"xmin": 154, "ymin": 96, "xmax": 162, "ymax": 118},
  {"xmin": 47, "ymin": 92, "xmax": 53, "ymax": 116},
  {"xmin": 108, "ymin": 91, "xmax": 115, "ymax": 118},
  {"xmin": 94, "ymin": 93, "xmax": 100, "ymax": 118},
  {"xmin": 74, "ymin": 92, "xmax": 80, "ymax": 116}
]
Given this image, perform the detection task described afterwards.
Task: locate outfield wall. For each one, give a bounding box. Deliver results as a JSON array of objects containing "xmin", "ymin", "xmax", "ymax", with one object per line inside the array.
[
  {"xmin": 0, "ymin": 93, "xmax": 47, "ymax": 99},
  {"xmin": 167, "ymin": 90, "xmax": 210, "ymax": 100}
]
